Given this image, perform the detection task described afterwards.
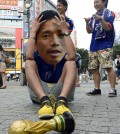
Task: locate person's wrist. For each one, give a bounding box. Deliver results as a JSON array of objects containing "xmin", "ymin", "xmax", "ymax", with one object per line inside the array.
[
  {"xmin": 98, "ymin": 17, "xmax": 103, "ymax": 21},
  {"xmin": 29, "ymin": 37, "xmax": 36, "ymax": 40},
  {"xmin": 30, "ymin": 32, "xmax": 36, "ymax": 37}
]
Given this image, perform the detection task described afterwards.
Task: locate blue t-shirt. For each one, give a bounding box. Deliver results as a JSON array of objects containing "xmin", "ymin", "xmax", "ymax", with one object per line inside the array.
[
  {"xmin": 34, "ymin": 51, "xmax": 66, "ymax": 83},
  {"xmin": 65, "ymin": 16, "xmax": 74, "ymax": 32},
  {"xmin": 89, "ymin": 8, "xmax": 115, "ymax": 52}
]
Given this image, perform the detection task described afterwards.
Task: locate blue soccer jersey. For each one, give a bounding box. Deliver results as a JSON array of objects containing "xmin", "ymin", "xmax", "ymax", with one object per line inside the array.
[
  {"xmin": 34, "ymin": 51, "xmax": 66, "ymax": 83},
  {"xmin": 65, "ymin": 16, "xmax": 74, "ymax": 32},
  {"xmin": 89, "ymin": 8, "xmax": 115, "ymax": 52}
]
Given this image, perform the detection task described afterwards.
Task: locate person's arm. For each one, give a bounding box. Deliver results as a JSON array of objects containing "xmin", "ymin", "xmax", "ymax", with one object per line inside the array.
[
  {"xmin": 63, "ymin": 35, "xmax": 76, "ymax": 61},
  {"xmin": 84, "ymin": 18, "xmax": 93, "ymax": 34},
  {"xmin": 55, "ymin": 15, "xmax": 76, "ymax": 61},
  {"xmin": 26, "ymin": 15, "xmax": 46, "ymax": 60},
  {"xmin": 92, "ymin": 14, "xmax": 111, "ymax": 31}
]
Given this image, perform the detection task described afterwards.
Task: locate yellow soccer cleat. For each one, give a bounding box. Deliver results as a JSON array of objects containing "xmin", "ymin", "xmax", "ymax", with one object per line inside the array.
[
  {"xmin": 38, "ymin": 100, "xmax": 54, "ymax": 119},
  {"xmin": 55, "ymin": 97, "xmax": 72, "ymax": 115}
]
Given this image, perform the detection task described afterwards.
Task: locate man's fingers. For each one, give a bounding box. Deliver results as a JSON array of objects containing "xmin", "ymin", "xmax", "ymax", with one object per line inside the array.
[
  {"xmin": 55, "ymin": 15, "xmax": 60, "ymax": 21},
  {"xmin": 38, "ymin": 15, "xmax": 43, "ymax": 22},
  {"xmin": 36, "ymin": 14, "xmax": 42, "ymax": 21},
  {"xmin": 60, "ymin": 14, "xmax": 65, "ymax": 21}
]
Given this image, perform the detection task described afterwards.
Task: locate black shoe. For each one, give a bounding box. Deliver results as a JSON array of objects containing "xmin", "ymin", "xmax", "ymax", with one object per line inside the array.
[
  {"xmin": 108, "ymin": 89, "xmax": 117, "ymax": 97},
  {"xmin": 86, "ymin": 89, "xmax": 101, "ymax": 96}
]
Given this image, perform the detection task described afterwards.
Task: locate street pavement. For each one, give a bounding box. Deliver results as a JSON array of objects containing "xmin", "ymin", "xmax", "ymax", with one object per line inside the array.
[{"xmin": 0, "ymin": 80, "xmax": 120, "ymax": 134}]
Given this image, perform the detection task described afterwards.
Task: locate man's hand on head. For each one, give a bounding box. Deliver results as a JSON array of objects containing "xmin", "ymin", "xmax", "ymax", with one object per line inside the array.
[
  {"xmin": 30, "ymin": 14, "xmax": 46, "ymax": 38},
  {"xmin": 54, "ymin": 14, "xmax": 69, "ymax": 32}
]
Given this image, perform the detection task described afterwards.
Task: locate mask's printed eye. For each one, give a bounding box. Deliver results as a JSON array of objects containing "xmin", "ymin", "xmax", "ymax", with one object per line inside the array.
[
  {"xmin": 42, "ymin": 34, "xmax": 50, "ymax": 39},
  {"xmin": 58, "ymin": 33, "xmax": 64, "ymax": 38}
]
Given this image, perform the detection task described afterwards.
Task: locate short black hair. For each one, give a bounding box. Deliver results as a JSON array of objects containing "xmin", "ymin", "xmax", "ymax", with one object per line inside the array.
[
  {"xmin": 57, "ymin": 0, "xmax": 68, "ymax": 9},
  {"xmin": 36, "ymin": 10, "xmax": 60, "ymax": 39},
  {"xmin": 39, "ymin": 10, "xmax": 60, "ymax": 22},
  {"xmin": 102, "ymin": 0, "xmax": 108, "ymax": 7}
]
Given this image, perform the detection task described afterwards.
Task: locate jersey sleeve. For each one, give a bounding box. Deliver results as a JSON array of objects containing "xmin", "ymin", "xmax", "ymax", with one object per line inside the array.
[{"xmin": 104, "ymin": 10, "xmax": 115, "ymax": 28}]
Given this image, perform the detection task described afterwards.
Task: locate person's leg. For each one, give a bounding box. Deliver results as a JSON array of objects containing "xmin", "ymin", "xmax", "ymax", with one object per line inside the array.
[
  {"xmin": 1, "ymin": 72, "xmax": 6, "ymax": 88},
  {"xmin": 117, "ymin": 69, "xmax": 120, "ymax": 84},
  {"xmin": 93, "ymin": 68, "xmax": 101, "ymax": 89},
  {"xmin": 106, "ymin": 68, "xmax": 116, "ymax": 89},
  {"xmin": 0, "ymin": 62, "xmax": 6, "ymax": 88},
  {"xmin": 59, "ymin": 61, "xmax": 77, "ymax": 98},
  {"xmin": 86, "ymin": 52, "xmax": 101, "ymax": 95},
  {"xmin": 55, "ymin": 61, "xmax": 77, "ymax": 115},
  {"xmin": 99, "ymin": 48, "xmax": 117, "ymax": 97},
  {"xmin": 116, "ymin": 77, "xmax": 118, "ymax": 84},
  {"xmin": 26, "ymin": 60, "xmax": 46, "ymax": 99},
  {"xmin": 26, "ymin": 60, "xmax": 54, "ymax": 119},
  {"xmin": 106, "ymin": 67, "xmax": 117, "ymax": 97},
  {"xmin": 26, "ymin": 60, "xmax": 75, "ymax": 101},
  {"xmin": 75, "ymin": 69, "xmax": 80, "ymax": 87},
  {"xmin": 115, "ymin": 70, "xmax": 119, "ymax": 84}
]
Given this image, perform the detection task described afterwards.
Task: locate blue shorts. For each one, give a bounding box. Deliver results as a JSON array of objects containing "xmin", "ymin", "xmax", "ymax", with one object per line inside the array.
[{"xmin": 116, "ymin": 69, "xmax": 120, "ymax": 77}]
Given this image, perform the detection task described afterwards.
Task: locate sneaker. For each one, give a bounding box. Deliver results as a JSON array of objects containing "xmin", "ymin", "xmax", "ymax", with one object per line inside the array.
[
  {"xmin": 55, "ymin": 96, "xmax": 71, "ymax": 115},
  {"xmin": 86, "ymin": 89, "xmax": 101, "ymax": 96},
  {"xmin": 108, "ymin": 89, "xmax": 117, "ymax": 97},
  {"xmin": 38, "ymin": 96, "xmax": 54, "ymax": 119}
]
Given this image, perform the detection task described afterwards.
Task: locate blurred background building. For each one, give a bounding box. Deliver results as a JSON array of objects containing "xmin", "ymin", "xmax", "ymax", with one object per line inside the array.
[
  {"xmin": 0, "ymin": 0, "xmax": 23, "ymax": 74},
  {"xmin": 0, "ymin": 0, "xmax": 57, "ymax": 75}
]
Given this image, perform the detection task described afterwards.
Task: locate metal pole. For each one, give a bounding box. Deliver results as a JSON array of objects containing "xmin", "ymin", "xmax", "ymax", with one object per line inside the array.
[
  {"xmin": 27, "ymin": 9, "xmax": 30, "ymax": 38},
  {"xmin": 21, "ymin": 38, "xmax": 23, "ymax": 70}
]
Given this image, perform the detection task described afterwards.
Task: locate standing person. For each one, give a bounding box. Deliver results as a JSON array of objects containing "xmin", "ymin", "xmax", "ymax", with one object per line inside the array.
[
  {"xmin": 57, "ymin": 0, "xmax": 82, "ymax": 86},
  {"xmin": 25, "ymin": 10, "xmax": 76, "ymax": 119},
  {"xmin": 75, "ymin": 53, "xmax": 82, "ymax": 87},
  {"xmin": 56, "ymin": 0, "xmax": 74, "ymax": 33},
  {"xmin": 0, "ymin": 44, "xmax": 7, "ymax": 89},
  {"xmin": 84, "ymin": 0, "xmax": 117, "ymax": 97},
  {"xmin": 114, "ymin": 54, "xmax": 120, "ymax": 85}
]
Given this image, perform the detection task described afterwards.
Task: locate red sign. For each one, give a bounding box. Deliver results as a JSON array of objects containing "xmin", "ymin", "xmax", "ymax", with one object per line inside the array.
[
  {"xmin": 16, "ymin": 28, "xmax": 22, "ymax": 49},
  {"xmin": 0, "ymin": 0, "xmax": 18, "ymax": 6}
]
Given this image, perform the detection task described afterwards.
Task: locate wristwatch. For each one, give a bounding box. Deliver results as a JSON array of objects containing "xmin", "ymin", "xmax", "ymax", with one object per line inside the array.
[{"xmin": 63, "ymin": 31, "xmax": 70, "ymax": 36}]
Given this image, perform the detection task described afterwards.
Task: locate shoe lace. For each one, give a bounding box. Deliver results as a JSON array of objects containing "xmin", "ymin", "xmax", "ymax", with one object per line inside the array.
[
  {"xmin": 41, "ymin": 100, "xmax": 52, "ymax": 108},
  {"xmin": 109, "ymin": 89, "xmax": 115, "ymax": 93},
  {"xmin": 57, "ymin": 100, "xmax": 68, "ymax": 108}
]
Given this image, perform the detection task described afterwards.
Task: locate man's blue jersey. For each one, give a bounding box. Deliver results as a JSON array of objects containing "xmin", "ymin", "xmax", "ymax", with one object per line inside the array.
[
  {"xmin": 34, "ymin": 51, "xmax": 66, "ymax": 83},
  {"xmin": 65, "ymin": 16, "xmax": 74, "ymax": 32},
  {"xmin": 89, "ymin": 8, "xmax": 115, "ymax": 52}
]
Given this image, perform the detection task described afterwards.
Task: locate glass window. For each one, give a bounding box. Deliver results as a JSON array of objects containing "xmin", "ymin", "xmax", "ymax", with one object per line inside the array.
[
  {"xmin": 4, "ymin": 51, "xmax": 16, "ymax": 69},
  {"xmin": 0, "ymin": 27, "xmax": 16, "ymax": 48},
  {"xmin": 0, "ymin": 20, "xmax": 22, "ymax": 27}
]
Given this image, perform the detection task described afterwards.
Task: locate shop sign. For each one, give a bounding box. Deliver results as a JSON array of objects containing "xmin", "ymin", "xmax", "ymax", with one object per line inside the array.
[{"xmin": 0, "ymin": 0, "xmax": 18, "ymax": 6}]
